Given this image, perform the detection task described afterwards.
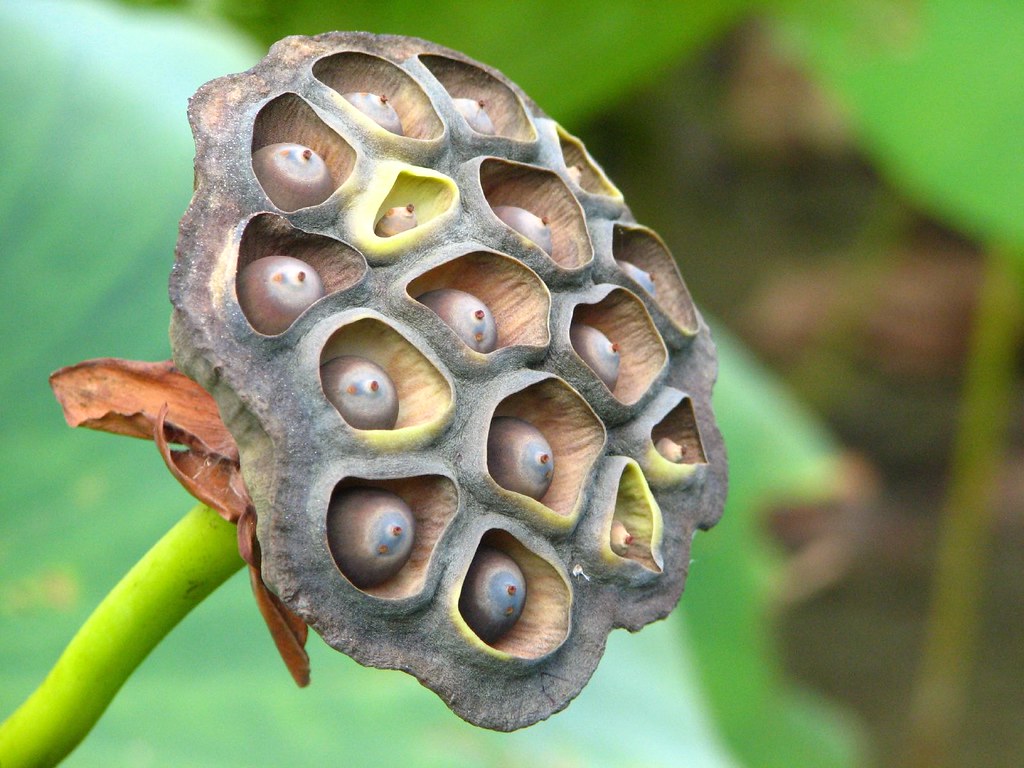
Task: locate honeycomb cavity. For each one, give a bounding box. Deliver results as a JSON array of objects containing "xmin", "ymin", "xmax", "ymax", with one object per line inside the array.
[
  {"xmin": 419, "ymin": 54, "xmax": 536, "ymax": 142},
  {"xmin": 489, "ymin": 377, "xmax": 604, "ymax": 525},
  {"xmin": 406, "ymin": 251, "xmax": 550, "ymax": 353},
  {"xmin": 480, "ymin": 158, "xmax": 593, "ymax": 269},
  {"xmin": 612, "ymin": 224, "xmax": 699, "ymax": 335},
  {"xmin": 606, "ymin": 461, "xmax": 664, "ymax": 573},
  {"xmin": 319, "ymin": 317, "xmax": 453, "ymax": 439},
  {"xmin": 652, "ymin": 395, "xmax": 707, "ymax": 465},
  {"xmin": 172, "ymin": 32, "xmax": 725, "ymax": 733},
  {"xmin": 251, "ymin": 93, "xmax": 355, "ymax": 210},
  {"xmin": 557, "ymin": 126, "xmax": 622, "ymax": 199},
  {"xmin": 456, "ymin": 530, "xmax": 570, "ymax": 659},
  {"xmin": 570, "ymin": 287, "xmax": 667, "ymax": 404},
  {"xmin": 327, "ymin": 474, "xmax": 457, "ymax": 598},
  {"xmin": 356, "ymin": 165, "xmax": 460, "ymax": 252},
  {"xmin": 313, "ymin": 52, "xmax": 443, "ymax": 140},
  {"xmin": 237, "ymin": 213, "xmax": 367, "ymax": 306}
]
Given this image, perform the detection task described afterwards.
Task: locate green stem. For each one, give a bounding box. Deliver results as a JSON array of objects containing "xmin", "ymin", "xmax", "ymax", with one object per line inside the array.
[
  {"xmin": 901, "ymin": 248, "xmax": 1023, "ymax": 768},
  {"xmin": 0, "ymin": 504, "xmax": 243, "ymax": 768}
]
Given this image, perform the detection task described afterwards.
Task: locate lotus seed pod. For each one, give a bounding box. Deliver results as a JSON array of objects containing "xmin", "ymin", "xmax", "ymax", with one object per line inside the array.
[
  {"xmin": 237, "ymin": 255, "xmax": 326, "ymax": 335},
  {"xmin": 459, "ymin": 547, "xmax": 526, "ymax": 644},
  {"xmin": 327, "ymin": 487, "xmax": 415, "ymax": 588},
  {"xmin": 417, "ymin": 288, "xmax": 498, "ymax": 353},
  {"xmin": 343, "ymin": 91, "xmax": 404, "ymax": 135},
  {"xmin": 487, "ymin": 416, "xmax": 554, "ymax": 500},
  {"xmin": 453, "ymin": 97, "xmax": 496, "ymax": 135},
  {"xmin": 251, "ymin": 143, "xmax": 335, "ymax": 211},
  {"xmin": 320, "ymin": 355, "xmax": 399, "ymax": 430},
  {"xmin": 609, "ymin": 520, "xmax": 633, "ymax": 556},
  {"xmin": 617, "ymin": 259, "xmax": 656, "ymax": 296},
  {"xmin": 492, "ymin": 205, "xmax": 553, "ymax": 256},
  {"xmin": 569, "ymin": 322, "xmax": 620, "ymax": 390},
  {"xmin": 171, "ymin": 32, "xmax": 726, "ymax": 732},
  {"xmin": 374, "ymin": 203, "xmax": 418, "ymax": 237}
]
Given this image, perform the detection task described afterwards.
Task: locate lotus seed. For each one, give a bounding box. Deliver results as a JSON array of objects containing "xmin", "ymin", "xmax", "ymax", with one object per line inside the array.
[
  {"xmin": 655, "ymin": 437, "xmax": 684, "ymax": 463},
  {"xmin": 492, "ymin": 205, "xmax": 553, "ymax": 256},
  {"xmin": 251, "ymin": 142, "xmax": 335, "ymax": 211},
  {"xmin": 375, "ymin": 203, "xmax": 418, "ymax": 237},
  {"xmin": 487, "ymin": 416, "xmax": 554, "ymax": 500},
  {"xmin": 453, "ymin": 97, "xmax": 496, "ymax": 135},
  {"xmin": 616, "ymin": 259, "xmax": 656, "ymax": 296},
  {"xmin": 327, "ymin": 487, "xmax": 415, "ymax": 588},
  {"xmin": 237, "ymin": 255, "xmax": 326, "ymax": 335},
  {"xmin": 610, "ymin": 520, "xmax": 634, "ymax": 556},
  {"xmin": 569, "ymin": 322, "xmax": 620, "ymax": 391},
  {"xmin": 459, "ymin": 546, "xmax": 526, "ymax": 644},
  {"xmin": 417, "ymin": 288, "xmax": 498, "ymax": 353},
  {"xmin": 320, "ymin": 355, "xmax": 399, "ymax": 430},
  {"xmin": 343, "ymin": 92, "xmax": 404, "ymax": 135}
]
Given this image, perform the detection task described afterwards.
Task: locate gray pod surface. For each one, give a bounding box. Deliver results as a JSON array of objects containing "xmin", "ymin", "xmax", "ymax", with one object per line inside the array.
[{"xmin": 170, "ymin": 31, "xmax": 726, "ymax": 731}]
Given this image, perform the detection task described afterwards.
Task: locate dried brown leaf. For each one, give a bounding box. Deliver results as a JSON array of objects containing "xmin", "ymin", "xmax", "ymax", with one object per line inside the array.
[
  {"xmin": 50, "ymin": 358, "xmax": 237, "ymax": 460},
  {"xmin": 239, "ymin": 507, "xmax": 311, "ymax": 686},
  {"xmin": 155, "ymin": 406, "xmax": 250, "ymax": 523}
]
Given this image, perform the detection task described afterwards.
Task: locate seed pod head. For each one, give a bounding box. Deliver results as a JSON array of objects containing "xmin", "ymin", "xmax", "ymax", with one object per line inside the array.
[
  {"xmin": 487, "ymin": 416, "xmax": 554, "ymax": 500},
  {"xmin": 251, "ymin": 143, "xmax": 335, "ymax": 211},
  {"xmin": 453, "ymin": 97, "xmax": 496, "ymax": 135},
  {"xmin": 327, "ymin": 487, "xmax": 415, "ymax": 588},
  {"xmin": 237, "ymin": 255, "xmax": 326, "ymax": 335},
  {"xmin": 343, "ymin": 91, "xmax": 404, "ymax": 135},
  {"xmin": 417, "ymin": 288, "xmax": 498, "ymax": 353},
  {"xmin": 171, "ymin": 32, "xmax": 726, "ymax": 733},
  {"xmin": 492, "ymin": 205, "xmax": 553, "ymax": 256},
  {"xmin": 569, "ymin": 322, "xmax": 620, "ymax": 391},
  {"xmin": 320, "ymin": 355, "xmax": 399, "ymax": 430},
  {"xmin": 459, "ymin": 547, "xmax": 526, "ymax": 644},
  {"xmin": 616, "ymin": 259, "xmax": 656, "ymax": 296},
  {"xmin": 375, "ymin": 203, "xmax": 417, "ymax": 237}
]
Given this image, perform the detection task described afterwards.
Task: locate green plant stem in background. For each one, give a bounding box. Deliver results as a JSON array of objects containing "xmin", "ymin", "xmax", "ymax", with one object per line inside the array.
[
  {"xmin": 0, "ymin": 504, "xmax": 242, "ymax": 768},
  {"xmin": 902, "ymin": 248, "xmax": 1024, "ymax": 768}
]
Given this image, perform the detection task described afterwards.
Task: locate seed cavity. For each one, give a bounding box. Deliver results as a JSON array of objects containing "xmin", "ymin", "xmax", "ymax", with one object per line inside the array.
[
  {"xmin": 343, "ymin": 91, "xmax": 405, "ymax": 135},
  {"xmin": 417, "ymin": 288, "xmax": 498, "ymax": 353},
  {"xmin": 487, "ymin": 416, "xmax": 555, "ymax": 500},
  {"xmin": 251, "ymin": 142, "xmax": 336, "ymax": 211},
  {"xmin": 321, "ymin": 355, "xmax": 400, "ymax": 430},
  {"xmin": 492, "ymin": 205, "xmax": 553, "ymax": 256},
  {"xmin": 327, "ymin": 487, "xmax": 416, "ymax": 588},
  {"xmin": 459, "ymin": 546, "xmax": 526, "ymax": 644},
  {"xmin": 237, "ymin": 255, "xmax": 326, "ymax": 335},
  {"xmin": 375, "ymin": 203, "xmax": 418, "ymax": 237}
]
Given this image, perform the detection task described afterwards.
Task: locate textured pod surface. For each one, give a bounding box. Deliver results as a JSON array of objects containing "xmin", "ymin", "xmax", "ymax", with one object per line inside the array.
[{"xmin": 171, "ymin": 32, "xmax": 726, "ymax": 731}]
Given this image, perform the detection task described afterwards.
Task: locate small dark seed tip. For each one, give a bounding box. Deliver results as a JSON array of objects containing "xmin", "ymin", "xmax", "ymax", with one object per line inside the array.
[
  {"xmin": 474, "ymin": 309, "xmax": 485, "ymax": 319},
  {"xmin": 301, "ymin": 148, "xmax": 312, "ymax": 160},
  {"xmin": 405, "ymin": 203, "xmax": 415, "ymax": 213}
]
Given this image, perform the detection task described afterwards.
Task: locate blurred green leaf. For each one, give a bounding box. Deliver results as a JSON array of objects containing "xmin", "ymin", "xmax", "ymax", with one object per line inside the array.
[
  {"xmin": 684, "ymin": 330, "xmax": 864, "ymax": 768},
  {"xmin": 0, "ymin": 2, "xmax": 858, "ymax": 766},
  {"xmin": 772, "ymin": 0, "xmax": 1024, "ymax": 250},
  {"xmin": 120, "ymin": 0, "xmax": 753, "ymax": 125}
]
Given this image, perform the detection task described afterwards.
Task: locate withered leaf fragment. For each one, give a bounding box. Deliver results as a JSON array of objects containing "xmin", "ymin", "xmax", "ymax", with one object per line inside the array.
[{"xmin": 49, "ymin": 357, "xmax": 311, "ymax": 683}]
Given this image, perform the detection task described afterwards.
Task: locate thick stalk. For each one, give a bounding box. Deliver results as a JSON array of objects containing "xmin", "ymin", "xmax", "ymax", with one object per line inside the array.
[
  {"xmin": 0, "ymin": 504, "xmax": 242, "ymax": 768},
  {"xmin": 901, "ymin": 248, "xmax": 1023, "ymax": 768}
]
